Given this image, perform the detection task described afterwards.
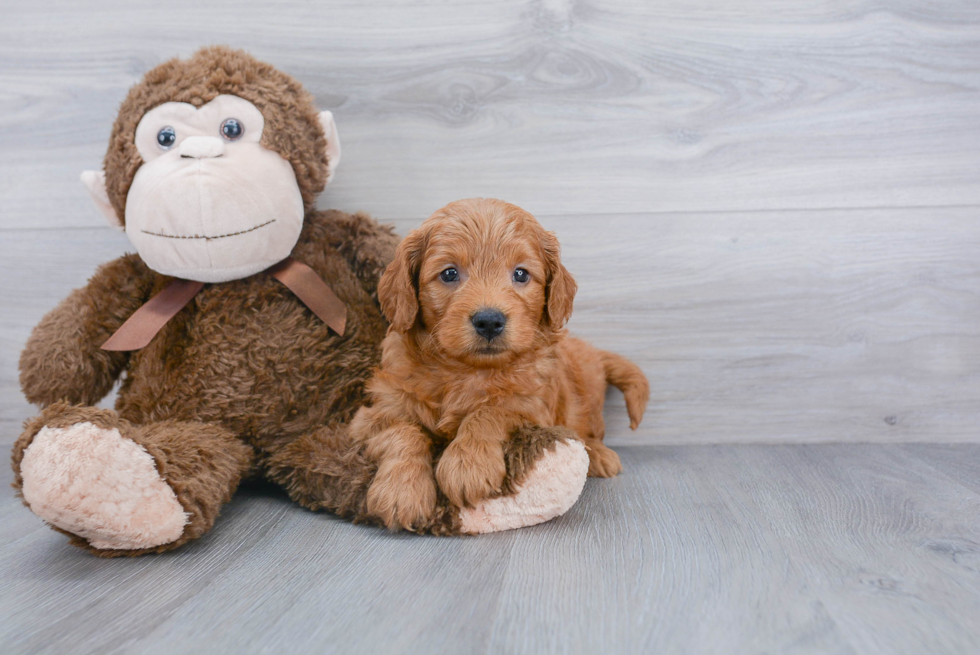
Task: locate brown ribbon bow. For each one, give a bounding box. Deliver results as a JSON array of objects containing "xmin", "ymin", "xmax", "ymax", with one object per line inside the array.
[{"xmin": 101, "ymin": 257, "xmax": 347, "ymax": 352}]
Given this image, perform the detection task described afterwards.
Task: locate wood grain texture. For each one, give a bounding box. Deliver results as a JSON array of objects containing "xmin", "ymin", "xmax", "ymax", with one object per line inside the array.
[
  {"xmin": 2, "ymin": 0, "xmax": 979, "ymax": 445},
  {"xmin": 3, "ymin": 3, "xmax": 980, "ymax": 653},
  {"xmin": 2, "ymin": 445, "xmax": 979, "ymax": 654},
  {"xmin": 1, "ymin": 0, "xmax": 980, "ymax": 228},
  {"xmin": 3, "ymin": 206, "xmax": 978, "ymax": 444}
]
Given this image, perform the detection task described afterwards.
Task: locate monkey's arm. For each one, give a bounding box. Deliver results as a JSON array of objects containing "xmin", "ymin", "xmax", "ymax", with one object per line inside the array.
[
  {"xmin": 19, "ymin": 253, "xmax": 155, "ymax": 407},
  {"xmin": 308, "ymin": 210, "xmax": 400, "ymax": 303}
]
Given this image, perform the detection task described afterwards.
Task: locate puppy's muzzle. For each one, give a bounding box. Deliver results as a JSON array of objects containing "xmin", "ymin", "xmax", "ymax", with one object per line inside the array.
[{"xmin": 471, "ymin": 309, "xmax": 506, "ymax": 341}]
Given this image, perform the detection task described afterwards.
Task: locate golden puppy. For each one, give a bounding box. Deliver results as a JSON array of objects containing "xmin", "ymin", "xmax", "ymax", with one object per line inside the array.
[{"xmin": 350, "ymin": 198, "xmax": 649, "ymax": 530}]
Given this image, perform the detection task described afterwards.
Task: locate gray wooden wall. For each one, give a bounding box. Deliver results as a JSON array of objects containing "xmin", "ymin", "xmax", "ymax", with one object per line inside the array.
[{"xmin": 2, "ymin": 0, "xmax": 979, "ymax": 445}]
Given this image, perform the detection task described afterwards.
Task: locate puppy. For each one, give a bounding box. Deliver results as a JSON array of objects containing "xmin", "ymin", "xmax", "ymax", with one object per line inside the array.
[{"xmin": 350, "ymin": 198, "xmax": 649, "ymax": 530}]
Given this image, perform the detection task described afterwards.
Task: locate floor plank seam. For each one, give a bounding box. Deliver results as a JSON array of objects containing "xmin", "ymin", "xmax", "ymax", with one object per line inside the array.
[{"xmin": 5, "ymin": 202, "xmax": 980, "ymax": 232}]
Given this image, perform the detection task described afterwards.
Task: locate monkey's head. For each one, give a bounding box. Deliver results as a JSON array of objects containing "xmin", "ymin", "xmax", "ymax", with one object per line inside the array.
[{"xmin": 82, "ymin": 46, "xmax": 341, "ymax": 283}]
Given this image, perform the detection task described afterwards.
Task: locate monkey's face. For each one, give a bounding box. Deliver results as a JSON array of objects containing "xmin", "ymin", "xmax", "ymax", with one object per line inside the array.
[
  {"xmin": 82, "ymin": 48, "xmax": 340, "ymax": 283},
  {"xmin": 120, "ymin": 95, "xmax": 305, "ymax": 283}
]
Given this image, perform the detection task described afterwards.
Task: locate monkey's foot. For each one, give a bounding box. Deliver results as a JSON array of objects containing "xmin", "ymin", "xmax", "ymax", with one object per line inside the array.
[
  {"xmin": 458, "ymin": 438, "xmax": 589, "ymax": 534},
  {"xmin": 20, "ymin": 422, "xmax": 188, "ymax": 550}
]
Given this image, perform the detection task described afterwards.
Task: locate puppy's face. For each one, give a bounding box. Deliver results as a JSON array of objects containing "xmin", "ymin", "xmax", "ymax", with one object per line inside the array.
[
  {"xmin": 417, "ymin": 214, "xmax": 546, "ymax": 365},
  {"xmin": 379, "ymin": 199, "xmax": 577, "ymax": 368}
]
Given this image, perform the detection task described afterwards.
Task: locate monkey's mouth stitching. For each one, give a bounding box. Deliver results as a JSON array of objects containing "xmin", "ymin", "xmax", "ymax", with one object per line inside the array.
[{"xmin": 141, "ymin": 219, "xmax": 276, "ymax": 241}]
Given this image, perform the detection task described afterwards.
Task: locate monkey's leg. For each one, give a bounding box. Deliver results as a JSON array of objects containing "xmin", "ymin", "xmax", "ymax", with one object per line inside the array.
[
  {"xmin": 268, "ymin": 422, "xmax": 589, "ymax": 535},
  {"xmin": 452, "ymin": 425, "xmax": 590, "ymax": 535},
  {"xmin": 12, "ymin": 402, "xmax": 253, "ymax": 557},
  {"xmin": 263, "ymin": 420, "xmax": 377, "ymax": 521}
]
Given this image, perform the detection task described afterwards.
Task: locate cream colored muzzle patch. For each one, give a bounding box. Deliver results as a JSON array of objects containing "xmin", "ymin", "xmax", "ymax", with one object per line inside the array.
[{"xmin": 123, "ymin": 95, "xmax": 306, "ymax": 283}]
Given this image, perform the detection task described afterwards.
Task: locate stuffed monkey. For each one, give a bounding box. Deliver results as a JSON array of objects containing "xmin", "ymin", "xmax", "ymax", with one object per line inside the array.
[{"xmin": 12, "ymin": 47, "xmax": 589, "ymax": 556}]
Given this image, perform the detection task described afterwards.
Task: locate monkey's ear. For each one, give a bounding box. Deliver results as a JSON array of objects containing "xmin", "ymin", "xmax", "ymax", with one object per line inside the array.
[
  {"xmin": 377, "ymin": 229, "xmax": 426, "ymax": 332},
  {"xmin": 318, "ymin": 111, "xmax": 342, "ymax": 184},
  {"xmin": 80, "ymin": 170, "xmax": 123, "ymax": 230}
]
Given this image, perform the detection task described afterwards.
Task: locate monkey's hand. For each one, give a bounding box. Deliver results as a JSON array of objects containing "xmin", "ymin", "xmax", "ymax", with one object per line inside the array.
[{"xmin": 19, "ymin": 253, "xmax": 155, "ymax": 407}]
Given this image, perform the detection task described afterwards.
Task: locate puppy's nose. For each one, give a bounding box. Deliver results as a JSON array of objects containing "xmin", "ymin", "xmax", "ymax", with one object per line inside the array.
[
  {"xmin": 471, "ymin": 309, "xmax": 507, "ymax": 341},
  {"xmin": 179, "ymin": 136, "xmax": 225, "ymax": 159}
]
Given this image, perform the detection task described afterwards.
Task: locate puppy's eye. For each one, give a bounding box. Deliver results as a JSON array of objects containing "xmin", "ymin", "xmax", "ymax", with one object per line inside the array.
[
  {"xmin": 220, "ymin": 118, "xmax": 244, "ymax": 141},
  {"xmin": 157, "ymin": 126, "xmax": 177, "ymax": 149},
  {"xmin": 440, "ymin": 268, "xmax": 459, "ymax": 283},
  {"xmin": 513, "ymin": 268, "xmax": 530, "ymax": 283}
]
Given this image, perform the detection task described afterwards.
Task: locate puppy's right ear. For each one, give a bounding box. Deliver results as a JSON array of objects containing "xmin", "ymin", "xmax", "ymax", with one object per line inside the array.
[
  {"xmin": 540, "ymin": 228, "xmax": 577, "ymax": 329},
  {"xmin": 378, "ymin": 229, "xmax": 427, "ymax": 332}
]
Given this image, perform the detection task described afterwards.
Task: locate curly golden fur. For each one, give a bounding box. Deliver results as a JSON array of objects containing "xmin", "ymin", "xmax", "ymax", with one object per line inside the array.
[{"xmin": 351, "ymin": 198, "xmax": 650, "ymax": 530}]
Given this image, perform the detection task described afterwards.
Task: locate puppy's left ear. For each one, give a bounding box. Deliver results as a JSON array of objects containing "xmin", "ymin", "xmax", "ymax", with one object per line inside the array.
[
  {"xmin": 378, "ymin": 228, "xmax": 427, "ymax": 332},
  {"xmin": 541, "ymin": 229, "xmax": 577, "ymax": 329}
]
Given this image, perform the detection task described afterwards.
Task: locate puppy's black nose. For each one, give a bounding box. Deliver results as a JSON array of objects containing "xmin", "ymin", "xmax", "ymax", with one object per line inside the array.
[{"xmin": 471, "ymin": 309, "xmax": 507, "ymax": 341}]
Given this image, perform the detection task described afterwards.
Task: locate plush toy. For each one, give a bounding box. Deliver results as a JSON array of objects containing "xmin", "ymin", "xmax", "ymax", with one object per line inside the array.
[{"xmin": 11, "ymin": 47, "xmax": 589, "ymax": 556}]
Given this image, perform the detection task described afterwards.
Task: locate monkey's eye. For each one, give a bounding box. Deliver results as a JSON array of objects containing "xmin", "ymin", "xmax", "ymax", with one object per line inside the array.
[
  {"xmin": 440, "ymin": 268, "xmax": 459, "ymax": 283},
  {"xmin": 156, "ymin": 126, "xmax": 177, "ymax": 149},
  {"xmin": 220, "ymin": 118, "xmax": 244, "ymax": 141},
  {"xmin": 513, "ymin": 268, "xmax": 530, "ymax": 283}
]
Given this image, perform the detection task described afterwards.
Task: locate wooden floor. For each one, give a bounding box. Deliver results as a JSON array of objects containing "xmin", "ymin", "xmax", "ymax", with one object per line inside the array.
[
  {"xmin": 3, "ymin": 0, "xmax": 980, "ymax": 445},
  {"xmin": 3, "ymin": 0, "xmax": 980, "ymax": 653},
  {"xmin": 3, "ymin": 445, "xmax": 980, "ymax": 654}
]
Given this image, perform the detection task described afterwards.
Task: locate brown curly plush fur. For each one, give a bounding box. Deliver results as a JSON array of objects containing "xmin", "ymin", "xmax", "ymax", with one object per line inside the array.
[
  {"xmin": 15, "ymin": 207, "xmax": 398, "ymax": 556},
  {"xmin": 12, "ymin": 47, "xmax": 579, "ymax": 555}
]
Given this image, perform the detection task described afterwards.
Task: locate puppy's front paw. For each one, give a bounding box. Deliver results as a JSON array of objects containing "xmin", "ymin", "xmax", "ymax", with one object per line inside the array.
[
  {"xmin": 585, "ymin": 439, "xmax": 623, "ymax": 477},
  {"xmin": 366, "ymin": 459, "xmax": 437, "ymax": 531},
  {"xmin": 436, "ymin": 438, "xmax": 507, "ymax": 507}
]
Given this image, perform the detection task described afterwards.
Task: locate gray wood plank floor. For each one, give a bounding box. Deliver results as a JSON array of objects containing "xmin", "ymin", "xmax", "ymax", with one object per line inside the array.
[
  {"xmin": 4, "ymin": 0, "xmax": 980, "ymax": 226},
  {"xmin": 2, "ymin": 445, "xmax": 980, "ymax": 655},
  {"xmin": 3, "ymin": 1, "xmax": 980, "ymax": 653},
  {"xmin": 3, "ymin": 206, "xmax": 979, "ymax": 445},
  {"xmin": 2, "ymin": 0, "xmax": 979, "ymax": 444}
]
